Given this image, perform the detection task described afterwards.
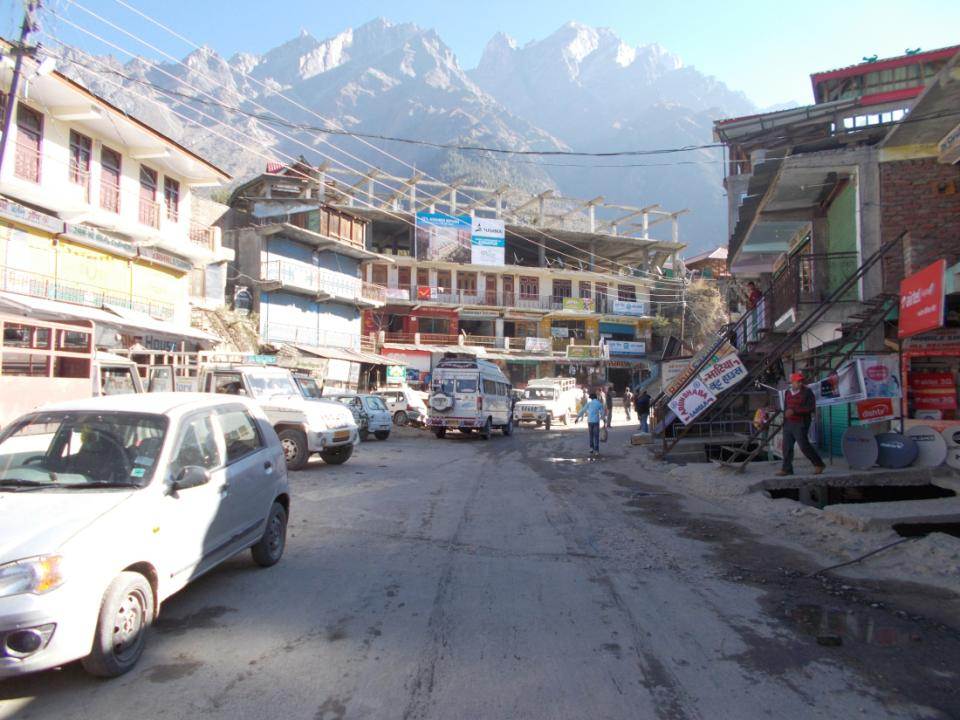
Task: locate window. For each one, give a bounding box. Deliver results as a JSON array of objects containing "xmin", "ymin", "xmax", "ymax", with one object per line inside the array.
[
  {"xmin": 163, "ymin": 177, "xmax": 180, "ymax": 222},
  {"xmin": 418, "ymin": 317, "xmax": 449, "ymax": 334},
  {"xmin": 14, "ymin": 104, "xmax": 42, "ymax": 183},
  {"xmin": 210, "ymin": 372, "xmax": 244, "ymax": 394},
  {"xmin": 371, "ymin": 264, "xmax": 388, "ymax": 286},
  {"xmin": 457, "ymin": 272, "xmax": 477, "ymax": 293},
  {"xmin": 218, "ymin": 408, "xmax": 263, "ymax": 463},
  {"xmin": 139, "ymin": 166, "xmax": 159, "ymax": 228},
  {"xmin": 578, "ymin": 281, "xmax": 591, "ymax": 300},
  {"xmin": 456, "ymin": 378, "xmax": 478, "ymax": 393},
  {"xmin": 171, "ymin": 414, "xmax": 222, "ymax": 474},
  {"xmin": 552, "ymin": 279, "xmax": 572, "ymax": 299},
  {"xmin": 618, "ymin": 284, "xmax": 637, "ymax": 302},
  {"xmin": 397, "ymin": 266, "xmax": 411, "ymax": 288},
  {"xmin": 69, "ymin": 130, "xmax": 92, "ymax": 196},
  {"xmin": 100, "ymin": 147, "xmax": 121, "ymax": 213},
  {"xmin": 416, "ymin": 268, "xmax": 430, "ymax": 288},
  {"xmin": 436, "ymin": 270, "xmax": 451, "ymax": 291},
  {"xmin": 519, "ymin": 276, "xmax": 539, "ymax": 299}
]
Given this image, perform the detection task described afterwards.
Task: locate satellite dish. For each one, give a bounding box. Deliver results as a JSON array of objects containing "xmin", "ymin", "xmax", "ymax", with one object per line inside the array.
[
  {"xmin": 942, "ymin": 427, "xmax": 960, "ymax": 448},
  {"xmin": 906, "ymin": 425, "xmax": 947, "ymax": 467},
  {"xmin": 842, "ymin": 426, "xmax": 878, "ymax": 470},
  {"xmin": 875, "ymin": 432, "xmax": 919, "ymax": 469},
  {"xmin": 947, "ymin": 446, "xmax": 960, "ymax": 471}
]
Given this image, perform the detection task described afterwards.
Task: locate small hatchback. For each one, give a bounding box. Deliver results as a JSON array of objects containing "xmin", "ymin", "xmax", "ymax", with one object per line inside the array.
[
  {"xmin": 0, "ymin": 393, "xmax": 290, "ymax": 679},
  {"xmin": 326, "ymin": 393, "xmax": 393, "ymax": 441}
]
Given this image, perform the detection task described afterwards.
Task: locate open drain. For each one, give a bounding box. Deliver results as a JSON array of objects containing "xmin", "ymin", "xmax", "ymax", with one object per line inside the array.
[
  {"xmin": 894, "ymin": 522, "xmax": 960, "ymax": 539},
  {"xmin": 785, "ymin": 604, "xmax": 921, "ymax": 648},
  {"xmin": 769, "ymin": 484, "xmax": 955, "ymax": 509}
]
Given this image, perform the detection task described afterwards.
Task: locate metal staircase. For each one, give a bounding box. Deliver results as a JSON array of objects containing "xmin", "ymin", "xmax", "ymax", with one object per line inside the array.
[{"xmin": 654, "ymin": 232, "xmax": 904, "ymax": 471}]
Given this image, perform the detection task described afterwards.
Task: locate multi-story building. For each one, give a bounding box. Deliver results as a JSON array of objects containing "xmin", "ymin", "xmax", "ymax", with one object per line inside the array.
[
  {"xmin": 670, "ymin": 45, "xmax": 960, "ymax": 464},
  {"xmin": 223, "ymin": 164, "xmax": 394, "ymax": 390},
  {"xmin": 0, "ymin": 51, "xmax": 232, "ymax": 354}
]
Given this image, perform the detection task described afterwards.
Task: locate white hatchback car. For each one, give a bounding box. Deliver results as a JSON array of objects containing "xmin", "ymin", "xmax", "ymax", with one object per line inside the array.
[{"xmin": 0, "ymin": 393, "xmax": 290, "ymax": 679}]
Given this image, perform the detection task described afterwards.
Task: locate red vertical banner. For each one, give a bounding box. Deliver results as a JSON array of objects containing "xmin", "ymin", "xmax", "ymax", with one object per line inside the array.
[{"xmin": 899, "ymin": 259, "xmax": 946, "ymax": 338}]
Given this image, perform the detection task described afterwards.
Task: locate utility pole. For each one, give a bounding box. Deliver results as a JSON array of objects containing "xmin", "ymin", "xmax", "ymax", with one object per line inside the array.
[{"xmin": 0, "ymin": 1, "xmax": 42, "ymax": 178}]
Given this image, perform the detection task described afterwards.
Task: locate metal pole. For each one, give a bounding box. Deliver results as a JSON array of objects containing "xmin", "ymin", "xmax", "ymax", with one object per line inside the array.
[{"xmin": 0, "ymin": 2, "xmax": 41, "ymax": 178}]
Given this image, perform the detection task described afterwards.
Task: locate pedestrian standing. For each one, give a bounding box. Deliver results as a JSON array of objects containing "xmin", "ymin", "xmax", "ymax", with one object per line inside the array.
[
  {"xmin": 778, "ymin": 372, "xmax": 826, "ymax": 476},
  {"xmin": 604, "ymin": 385, "xmax": 614, "ymax": 428},
  {"xmin": 575, "ymin": 392, "xmax": 605, "ymax": 457},
  {"xmin": 634, "ymin": 389, "xmax": 651, "ymax": 433},
  {"xmin": 622, "ymin": 386, "xmax": 634, "ymax": 421}
]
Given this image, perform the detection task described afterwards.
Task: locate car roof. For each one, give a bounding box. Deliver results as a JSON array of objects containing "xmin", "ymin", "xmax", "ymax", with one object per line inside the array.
[{"xmin": 35, "ymin": 392, "xmax": 257, "ymax": 416}]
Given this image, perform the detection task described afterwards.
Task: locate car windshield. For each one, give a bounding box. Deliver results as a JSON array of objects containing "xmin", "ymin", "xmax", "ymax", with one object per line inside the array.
[
  {"xmin": 432, "ymin": 378, "xmax": 454, "ymax": 395},
  {"xmin": 524, "ymin": 388, "xmax": 556, "ymax": 400},
  {"xmin": 364, "ymin": 396, "xmax": 388, "ymax": 412},
  {"xmin": 245, "ymin": 372, "xmax": 300, "ymax": 399},
  {"xmin": 456, "ymin": 378, "xmax": 478, "ymax": 393},
  {"xmin": 0, "ymin": 411, "xmax": 168, "ymax": 489},
  {"xmin": 296, "ymin": 376, "xmax": 323, "ymax": 399}
]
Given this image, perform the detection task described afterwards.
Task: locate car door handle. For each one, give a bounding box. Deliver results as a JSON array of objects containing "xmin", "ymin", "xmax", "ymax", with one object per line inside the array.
[
  {"xmin": 264, "ymin": 461, "xmax": 273, "ymax": 474},
  {"xmin": 219, "ymin": 483, "xmax": 230, "ymax": 495}
]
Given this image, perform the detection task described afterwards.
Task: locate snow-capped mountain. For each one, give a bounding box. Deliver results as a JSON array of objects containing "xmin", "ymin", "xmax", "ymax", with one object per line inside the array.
[{"xmin": 56, "ymin": 19, "xmax": 759, "ymax": 253}]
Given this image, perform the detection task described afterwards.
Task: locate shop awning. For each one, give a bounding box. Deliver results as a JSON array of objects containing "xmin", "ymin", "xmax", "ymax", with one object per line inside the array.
[
  {"xmin": 0, "ymin": 292, "xmax": 219, "ymax": 343},
  {"xmin": 382, "ymin": 342, "xmax": 487, "ymax": 356},
  {"xmin": 483, "ymin": 352, "xmax": 557, "ymax": 363},
  {"xmin": 290, "ymin": 343, "xmax": 403, "ymax": 366}
]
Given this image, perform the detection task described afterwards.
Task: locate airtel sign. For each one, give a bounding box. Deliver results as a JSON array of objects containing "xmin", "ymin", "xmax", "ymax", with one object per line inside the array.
[{"xmin": 899, "ymin": 259, "xmax": 946, "ymax": 338}]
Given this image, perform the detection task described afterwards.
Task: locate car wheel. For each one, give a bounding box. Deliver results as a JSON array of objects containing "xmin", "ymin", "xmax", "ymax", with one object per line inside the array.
[
  {"xmin": 561, "ymin": 414, "xmax": 568, "ymax": 426},
  {"xmin": 393, "ymin": 411, "xmax": 409, "ymax": 426},
  {"xmin": 502, "ymin": 418, "xmax": 513, "ymax": 436},
  {"xmin": 359, "ymin": 428, "xmax": 370, "ymax": 442},
  {"xmin": 434, "ymin": 428, "xmax": 446, "ymax": 439},
  {"xmin": 460, "ymin": 428, "xmax": 474, "ymax": 434},
  {"xmin": 480, "ymin": 418, "xmax": 492, "ymax": 440},
  {"xmin": 251, "ymin": 502, "xmax": 287, "ymax": 567},
  {"xmin": 319, "ymin": 445, "xmax": 354, "ymax": 465},
  {"xmin": 374, "ymin": 431, "xmax": 390, "ymax": 441},
  {"xmin": 81, "ymin": 572, "xmax": 154, "ymax": 678},
  {"xmin": 545, "ymin": 417, "xmax": 552, "ymax": 431},
  {"xmin": 277, "ymin": 429, "xmax": 309, "ymax": 471}
]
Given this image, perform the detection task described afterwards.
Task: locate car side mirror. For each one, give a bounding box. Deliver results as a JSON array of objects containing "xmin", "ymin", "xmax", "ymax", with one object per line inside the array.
[{"xmin": 170, "ymin": 466, "xmax": 210, "ymax": 493}]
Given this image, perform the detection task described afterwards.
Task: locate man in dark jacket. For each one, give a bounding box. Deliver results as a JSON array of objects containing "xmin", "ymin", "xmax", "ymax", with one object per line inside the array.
[
  {"xmin": 778, "ymin": 372, "xmax": 825, "ymax": 476},
  {"xmin": 634, "ymin": 389, "xmax": 651, "ymax": 433}
]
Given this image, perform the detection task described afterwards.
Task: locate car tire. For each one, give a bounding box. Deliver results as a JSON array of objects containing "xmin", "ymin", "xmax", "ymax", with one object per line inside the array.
[
  {"xmin": 393, "ymin": 410, "xmax": 409, "ymax": 426},
  {"xmin": 480, "ymin": 418, "xmax": 492, "ymax": 440},
  {"xmin": 545, "ymin": 417, "xmax": 552, "ymax": 431},
  {"xmin": 319, "ymin": 445, "xmax": 354, "ymax": 465},
  {"xmin": 251, "ymin": 502, "xmax": 287, "ymax": 567},
  {"xmin": 81, "ymin": 572, "xmax": 154, "ymax": 678},
  {"xmin": 434, "ymin": 428, "xmax": 446, "ymax": 439},
  {"xmin": 359, "ymin": 428, "xmax": 369, "ymax": 442},
  {"xmin": 374, "ymin": 431, "xmax": 390, "ymax": 441},
  {"xmin": 561, "ymin": 414, "xmax": 568, "ymax": 426},
  {"xmin": 277, "ymin": 429, "xmax": 309, "ymax": 471},
  {"xmin": 502, "ymin": 418, "xmax": 513, "ymax": 436},
  {"xmin": 460, "ymin": 428, "xmax": 474, "ymax": 434}
]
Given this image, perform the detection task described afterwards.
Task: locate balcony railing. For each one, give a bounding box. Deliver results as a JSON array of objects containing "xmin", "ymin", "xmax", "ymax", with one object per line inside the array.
[
  {"xmin": 1, "ymin": 265, "xmax": 175, "ymax": 320},
  {"xmin": 14, "ymin": 143, "xmax": 40, "ymax": 183},
  {"xmin": 138, "ymin": 198, "xmax": 160, "ymax": 229},
  {"xmin": 769, "ymin": 251, "xmax": 861, "ymax": 322},
  {"xmin": 188, "ymin": 222, "xmax": 216, "ymax": 251},
  {"xmin": 100, "ymin": 178, "xmax": 120, "ymax": 214},
  {"xmin": 391, "ymin": 286, "xmax": 645, "ymax": 316},
  {"xmin": 262, "ymin": 321, "xmax": 361, "ymax": 351},
  {"xmin": 261, "ymin": 260, "xmax": 385, "ymax": 305}
]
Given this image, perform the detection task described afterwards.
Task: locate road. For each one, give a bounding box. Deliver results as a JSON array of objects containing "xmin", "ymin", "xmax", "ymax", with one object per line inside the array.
[{"xmin": 2, "ymin": 418, "xmax": 959, "ymax": 719}]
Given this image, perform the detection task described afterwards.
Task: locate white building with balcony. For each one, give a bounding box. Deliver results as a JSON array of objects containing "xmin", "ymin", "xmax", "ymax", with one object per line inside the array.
[{"xmin": 0, "ymin": 53, "xmax": 232, "ymax": 351}]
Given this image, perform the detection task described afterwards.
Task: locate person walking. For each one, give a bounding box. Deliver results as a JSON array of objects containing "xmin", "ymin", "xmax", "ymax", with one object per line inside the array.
[
  {"xmin": 778, "ymin": 372, "xmax": 826, "ymax": 476},
  {"xmin": 622, "ymin": 386, "xmax": 634, "ymax": 422},
  {"xmin": 604, "ymin": 385, "xmax": 614, "ymax": 428},
  {"xmin": 634, "ymin": 389, "xmax": 651, "ymax": 433},
  {"xmin": 575, "ymin": 391, "xmax": 605, "ymax": 457}
]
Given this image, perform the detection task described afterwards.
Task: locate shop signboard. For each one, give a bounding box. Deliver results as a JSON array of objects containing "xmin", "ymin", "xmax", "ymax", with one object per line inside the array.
[
  {"xmin": 62, "ymin": 223, "xmax": 137, "ymax": 259},
  {"xmin": 607, "ymin": 340, "xmax": 646, "ymax": 356},
  {"xmin": 611, "ymin": 300, "xmax": 648, "ymax": 317},
  {"xmin": 859, "ymin": 356, "xmax": 902, "ymax": 399},
  {"xmin": 386, "ymin": 365, "xmax": 406, "ymax": 384},
  {"xmin": 668, "ymin": 378, "xmax": 716, "ymax": 425},
  {"xmin": 856, "ymin": 398, "xmax": 897, "ymax": 424},
  {"xmin": 138, "ymin": 246, "xmax": 192, "ymax": 273},
  {"xmin": 415, "ymin": 212, "xmax": 471, "ymax": 263},
  {"xmin": 550, "ymin": 326, "xmax": 569, "ymax": 338},
  {"xmin": 562, "ymin": 297, "xmax": 593, "ymax": 313},
  {"xmin": 416, "ymin": 285, "xmax": 439, "ymax": 300},
  {"xmin": 470, "ymin": 217, "xmax": 505, "ymax": 266},
  {"xmin": 899, "ymin": 259, "xmax": 946, "ymax": 338},
  {"xmin": 524, "ymin": 337, "xmax": 552, "ymax": 353},
  {"xmin": 566, "ymin": 345, "xmax": 605, "ymax": 360},
  {"xmin": 0, "ymin": 197, "xmax": 63, "ymax": 234},
  {"xmin": 661, "ymin": 358, "xmax": 691, "ymax": 388},
  {"xmin": 385, "ymin": 288, "xmax": 410, "ymax": 300},
  {"xmin": 697, "ymin": 350, "xmax": 747, "ymax": 395},
  {"xmin": 664, "ymin": 338, "xmax": 730, "ymax": 398}
]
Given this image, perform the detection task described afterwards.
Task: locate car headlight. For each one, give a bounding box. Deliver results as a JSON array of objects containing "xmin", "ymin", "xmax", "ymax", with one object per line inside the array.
[{"xmin": 0, "ymin": 555, "xmax": 65, "ymax": 598}]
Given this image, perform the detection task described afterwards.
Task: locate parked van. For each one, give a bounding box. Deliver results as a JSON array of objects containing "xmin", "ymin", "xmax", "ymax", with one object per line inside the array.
[
  {"xmin": 513, "ymin": 377, "xmax": 579, "ymax": 430},
  {"xmin": 426, "ymin": 357, "xmax": 512, "ymax": 439}
]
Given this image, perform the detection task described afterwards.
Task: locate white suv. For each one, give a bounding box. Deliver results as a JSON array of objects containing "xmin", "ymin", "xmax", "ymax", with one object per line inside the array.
[
  {"xmin": 373, "ymin": 387, "xmax": 427, "ymax": 426},
  {"xmin": 0, "ymin": 393, "xmax": 289, "ymax": 679}
]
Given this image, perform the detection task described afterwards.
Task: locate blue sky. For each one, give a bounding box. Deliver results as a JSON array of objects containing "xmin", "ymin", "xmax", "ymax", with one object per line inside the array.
[{"xmin": 12, "ymin": 0, "xmax": 960, "ymax": 107}]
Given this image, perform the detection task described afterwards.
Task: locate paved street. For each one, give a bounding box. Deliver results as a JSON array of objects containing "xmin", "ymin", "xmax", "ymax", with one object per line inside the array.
[{"xmin": 2, "ymin": 419, "xmax": 959, "ymax": 720}]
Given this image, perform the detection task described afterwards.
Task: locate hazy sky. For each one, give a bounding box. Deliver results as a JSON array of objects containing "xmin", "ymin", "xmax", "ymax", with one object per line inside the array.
[{"xmin": 13, "ymin": 0, "xmax": 960, "ymax": 107}]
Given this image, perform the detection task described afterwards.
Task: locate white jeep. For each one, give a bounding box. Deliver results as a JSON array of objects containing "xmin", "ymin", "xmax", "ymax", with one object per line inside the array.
[
  {"xmin": 198, "ymin": 365, "xmax": 358, "ymax": 470},
  {"xmin": 513, "ymin": 378, "xmax": 579, "ymax": 430}
]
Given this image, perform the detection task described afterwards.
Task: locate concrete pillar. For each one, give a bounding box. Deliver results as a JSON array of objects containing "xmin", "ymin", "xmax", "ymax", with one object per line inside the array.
[
  {"xmin": 588, "ymin": 205, "xmax": 596, "ymax": 233},
  {"xmin": 409, "ymin": 183, "xmax": 417, "ymax": 213},
  {"xmin": 642, "ymin": 212, "xmax": 649, "ymax": 236},
  {"xmin": 672, "ymin": 217, "xmax": 680, "ymax": 244},
  {"xmin": 495, "ymin": 317, "xmax": 504, "ymax": 340}
]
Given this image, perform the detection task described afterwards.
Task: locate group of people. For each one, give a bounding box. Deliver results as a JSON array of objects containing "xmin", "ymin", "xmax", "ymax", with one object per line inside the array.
[{"xmin": 574, "ymin": 384, "xmax": 652, "ymax": 457}]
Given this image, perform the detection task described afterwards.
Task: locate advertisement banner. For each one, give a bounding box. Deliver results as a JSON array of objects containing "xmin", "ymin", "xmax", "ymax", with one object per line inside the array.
[
  {"xmin": 470, "ymin": 217, "xmax": 505, "ymax": 266},
  {"xmin": 385, "ymin": 288, "xmax": 410, "ymax": 300},
  {"xmin": 550, "ymin": 326, "xmax": 569, "ymax": 338},
  {"xmin": 899, "ymin": 259, "xmax": 946, "ymax": 338},
  {"xmin": 607, "ymin": 340, "xmax": 646, "ymax": 356},
  {"xmin": 856, "ymin": 398, "xmax": 897, "ymax": 424},
  {"xmin": 661, "ymin": 358, "xmax": 692, "ymax": 388},
  {"xmin": 566, "ymin": 345, "xmax": 605, "ymax": 360},
  {"xmin": 664, "ymin": 338, "xmax": 730, "ymax": 397},
  {"xmin": 416, "ymin": 285, "xmax": 438, "ymax": 301},
  {"xmin": 611, "ymin": 300, "xmax": 648, "ymax": 317},
  {"xmin": 668, "ymin": 378, "xmax": 717, "ymax": 425},
  {"xmin": 415, "ymin": 213, "xmax": 472, "ymax": 263},
  {"xmin": 810, "ymin": 361, "xmax": 866, "ymax": 406},
  {"xmin": 698, "ymin": 350, "xmax": 748, "ymax": 395},
  {"xmin": 859, "ymin": 355, "xmax": 902, "ymax": 398},
  {"xmin": 386, "ymin": 365, "xmax": 406, "ymax": 384},
  {"xmin": 562, "ymin": 297, "xmax": 593, "ymax": 313},
  {"xmin": 524, "ymin": 337, "xmax": 552, "ymax": 353}
]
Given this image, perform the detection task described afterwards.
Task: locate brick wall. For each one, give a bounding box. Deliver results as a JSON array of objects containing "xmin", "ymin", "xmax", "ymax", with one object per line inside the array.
[{"xmin": 880, "ymin": 157, "xmax": 960, "ymax": 290}]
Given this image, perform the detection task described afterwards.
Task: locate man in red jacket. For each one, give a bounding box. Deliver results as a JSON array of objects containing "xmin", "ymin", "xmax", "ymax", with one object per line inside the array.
[{"xmin": 778, "ymin": 372, "xmax": 826, "ymax": 476}]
